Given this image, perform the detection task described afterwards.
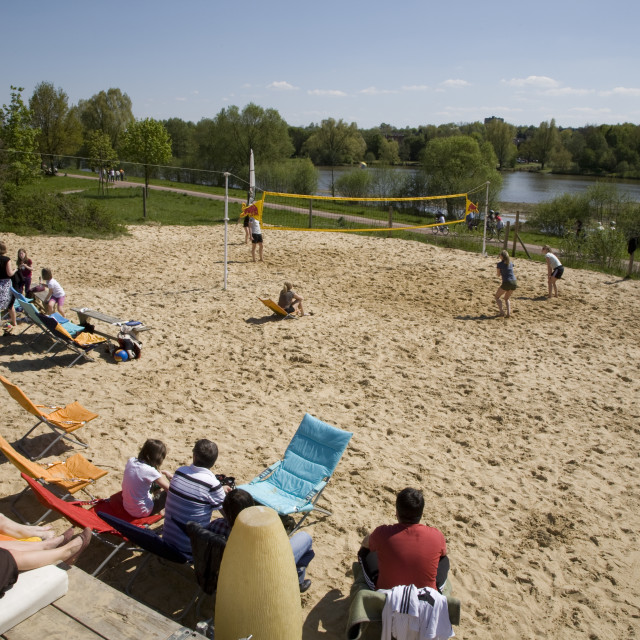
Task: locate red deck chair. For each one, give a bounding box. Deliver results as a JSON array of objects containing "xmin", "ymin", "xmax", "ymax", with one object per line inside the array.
[{"xmin": 20, "ymin": 473, "xmax": 163, "ymax": 576}]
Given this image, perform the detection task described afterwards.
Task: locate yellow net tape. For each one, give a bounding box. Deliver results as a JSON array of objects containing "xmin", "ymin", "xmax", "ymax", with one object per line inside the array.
[{"xmin": 252, "ymin": 192, "xmax": 478, "ymax": 234}]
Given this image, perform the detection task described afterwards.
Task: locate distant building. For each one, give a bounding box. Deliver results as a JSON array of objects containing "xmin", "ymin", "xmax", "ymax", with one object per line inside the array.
[{"xmin": 484, "ymin": 116, "xmax": 504, "ymax": 125}]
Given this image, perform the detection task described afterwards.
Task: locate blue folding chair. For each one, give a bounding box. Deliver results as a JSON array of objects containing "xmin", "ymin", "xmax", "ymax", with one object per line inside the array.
[{"xmin": 237, "ymin": 413, "xmax": 353, "ymax": 534}]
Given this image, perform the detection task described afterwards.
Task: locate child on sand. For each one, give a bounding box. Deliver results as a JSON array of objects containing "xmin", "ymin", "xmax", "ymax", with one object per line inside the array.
[
  {"xmin": 249, "ymin": 214, "xmax": 264, "ymax": 262},
  {"xmin": 278, "ymin": 282, "xmax": 306, "ymax": 316},
  {"xmin": 41, "ymin": 267, "xmax": 66, "ymax": 317},
  {"xmin": 495, "ymin": 250, "xmax": 517, "ymax": 318},
  {"xmin": 16, "ymin": 249, "xmax": 33, "ymax": 295},
  {"xmin": 122, "ymin": 439, "xmax": 173, "ymax": 518},
  {"xmin": 541, "ymin": 245, "xmax": 564, "ymax": 298}
]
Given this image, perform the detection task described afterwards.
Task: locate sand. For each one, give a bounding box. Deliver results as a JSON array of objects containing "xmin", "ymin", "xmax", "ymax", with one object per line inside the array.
[{"xmin": 1, "ymin": 225, "xmax": 639, "ymax": 639}]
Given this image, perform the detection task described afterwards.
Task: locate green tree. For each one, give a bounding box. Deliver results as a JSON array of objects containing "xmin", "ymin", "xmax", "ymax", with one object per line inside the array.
[
  {"xmin": 119, "ymin": 118, "xmax": 172, "ymax": 194},
  {"xmin": 29, "ymin": 81, "xmax": 83, "ymax": 173},
  {"xmin": 77, "ymin": 88, "xmax": 134, "ymax": 150},
  {"xmin": 193, "ymin": 103, "xmax": 293, "ymax": 186},
  {"xmin": 530, "ymin": 119, "xmax": 559, "ymax": 170},
  {"xmin": 421, "ymin": 135, "xmax": 502, "ymax": 210},
  {"xmin": 303, "ymin": 118, "xmax": 366, "ymax": 195},
  {"xmin": 378, "ymin": 137, "xmax": 400, "ymax": 165},
  {"xmin": 85, "ymin": 130, "xmax": 118, "ymax": 194},
  {"xmin": 162, "ymin": 117, "xmax": 197, "ymax": 162},
  {"xmin": 0, "ymin": 86, "xmax": 41, "ymax": 187},
  {"xmin": 485, "ymin": 119, "xmax": 516, "ymax": 169}
]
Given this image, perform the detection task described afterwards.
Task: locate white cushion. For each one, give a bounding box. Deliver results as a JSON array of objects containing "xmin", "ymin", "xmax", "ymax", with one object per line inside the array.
[{"xmin": 0, "ymin": 564, "xmax": 68, "ymax": 634}]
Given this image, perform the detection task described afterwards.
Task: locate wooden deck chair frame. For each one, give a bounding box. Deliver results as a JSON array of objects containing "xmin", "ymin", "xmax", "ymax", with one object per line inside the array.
[
  {"xmin": 20, "ymin": 473, "xmax": 163, "ymax": 576},
  {"xmin": 0, "ymin": 434, "xmax": 107, "ymax": 524},
  {"xmin": 258, "ymin": 297, "xmax": 297, "ymax": 319},
  {"xmin": 0, "ymin": 375, "xmax": 96, "ymax": 460}
]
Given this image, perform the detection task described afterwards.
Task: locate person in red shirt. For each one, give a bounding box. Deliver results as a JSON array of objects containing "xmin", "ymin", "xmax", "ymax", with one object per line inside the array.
[{"xmin": 359, "ymin": 487, "xmax": 449, "ymax": 591}]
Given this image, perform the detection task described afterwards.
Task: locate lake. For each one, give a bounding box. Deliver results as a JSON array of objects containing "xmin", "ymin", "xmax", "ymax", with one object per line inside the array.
[{"xmin": 316, "ymin": 167, "xmax": 640, "ymax": 204}]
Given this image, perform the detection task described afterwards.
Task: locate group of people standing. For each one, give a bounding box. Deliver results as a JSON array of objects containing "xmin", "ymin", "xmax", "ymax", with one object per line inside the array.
[
  {"xmin": 494, "ymin": 245, "xmax": 564, "ymax": 318},
  {"xmin": 0, "ymin": 241, "xmax": 66, "ymax": 335}
]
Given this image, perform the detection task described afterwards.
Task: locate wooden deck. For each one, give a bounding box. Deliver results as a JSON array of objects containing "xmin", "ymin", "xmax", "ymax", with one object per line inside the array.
[{"xmin": 1, "ymin": 566, "xmax": 204, "ymax": 640}]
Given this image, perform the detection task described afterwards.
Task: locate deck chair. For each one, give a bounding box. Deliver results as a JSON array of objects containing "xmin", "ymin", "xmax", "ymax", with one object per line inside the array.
[
  {"xmin": 0, "ymin": 375, "xmax": 96, "ymax": 460},
  {"xmin": 237, "ymin": 413, "xmax": 353, "ymax": 534},
  {"xmin": 1, "ymin": 287, "xmax": 31, "ymax": 325},
  {"xmin": 97, "ymin": 511, "xmax": 201, "ymax": 621},
  {"xmin": 37, "ymin": 314, "xmax": 106, "ymax": 367},
  {"xmin": 20, "ymin": 473, "xmax": 163, "ymax": 576},
  {"xmin": 0, "ymin": 435, "xmax": 108, "ymax": 524},
  {"xmin": 259, "ymin": 297, "xmax": 296, "ymax": 318}
]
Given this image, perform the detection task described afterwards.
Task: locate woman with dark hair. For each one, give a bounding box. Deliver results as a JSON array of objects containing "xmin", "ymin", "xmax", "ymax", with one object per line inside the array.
[
  {"xmin": 495, "ymin": 249, "xmax": 517, "ymax": 318},
  {"xmin": 122, "ymin": 439, "xmax": 173, "ymax": 517},
  {"xmin": 0, "ymin": 242, "xmax": 17, "ymax": 335}
]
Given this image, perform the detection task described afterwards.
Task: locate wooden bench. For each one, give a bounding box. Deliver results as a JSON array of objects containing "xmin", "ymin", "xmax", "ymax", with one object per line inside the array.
[
  {"xmin": 1, "ymin": 566, "xmax": 203, "ymax": 640},
  {"xmin": 71, "ymin": 308, "xmax": 151, "ymax": 340}
]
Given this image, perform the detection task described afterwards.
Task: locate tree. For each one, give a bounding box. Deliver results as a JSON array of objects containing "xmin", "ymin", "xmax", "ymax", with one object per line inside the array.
[
  {"xmin": 303, "ymin": 118, "xmax": 366, "ymax": 195},
  {"xmin": 421, "ymin": 135, "xmax": 502, "ymax": 210},
  {"xmin": 119, "ymin": 118, "xmax": 172, "ymax": 194},
  {"xmin": 530, "ymin": 119, "xmax": 559, "ymax": 170},
  {"xmin": 485, "ymin": 119, "xmax": 516, "ymax": 169},
  {"xmin": 0, "ymin": 86, "xmax": 40, "ymax": 187},
  {"xmin": 162, "ymin": 117, "xmax": 197, "ymax": 162},
  {"xmin": 77, "ymin": 88, "xmax": 134, "ymax": 150},
  {"xmin": 85, "ymin": 130, "xmax": 118, "ymax": 194},
  {"xmin": 29, "ymin": 81, "xmax": 83, "ymax": 172}
]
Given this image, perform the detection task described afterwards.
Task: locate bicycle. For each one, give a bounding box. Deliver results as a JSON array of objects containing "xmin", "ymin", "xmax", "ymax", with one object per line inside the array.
[{"xmin": 431, "ymin": 223, "xmax": 450, "ymax": 235}]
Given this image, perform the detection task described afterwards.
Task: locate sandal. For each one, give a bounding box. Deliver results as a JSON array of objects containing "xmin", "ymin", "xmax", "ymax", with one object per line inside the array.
[{"xmin": 66, "ymin": 527, "xmax": 92, "ymax": 566}]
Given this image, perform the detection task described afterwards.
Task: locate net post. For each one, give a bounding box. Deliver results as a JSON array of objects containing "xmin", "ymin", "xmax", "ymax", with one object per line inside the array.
[
  {"xmin": 388, "ymin": 206, "xmax": 393, "ymax": 238},
  {"xmin": 224, "ymin": 172, "xmax": 229, "ymax": 291},
  {"xmin": 511, "ymin": 211, "xmax": 520, "ymax": 258},
  {"xmin": 308, "ymin": 200, "xmax": 313, "ymax": 228}
]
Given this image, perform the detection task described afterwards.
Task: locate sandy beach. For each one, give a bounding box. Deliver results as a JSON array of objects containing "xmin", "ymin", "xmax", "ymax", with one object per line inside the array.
[{"xmin": 1, "ymin": 224, "xmax": 638, "ymax": 639}]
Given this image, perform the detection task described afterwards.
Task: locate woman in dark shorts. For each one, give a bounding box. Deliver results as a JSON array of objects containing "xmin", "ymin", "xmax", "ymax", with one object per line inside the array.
[
  {"xmin": 542, "ymin": 245, "xmax": 564, "ymax": 298},
  {"xmin": 495, "ymin": 250, "xmax": 517, "ymax": 318}
]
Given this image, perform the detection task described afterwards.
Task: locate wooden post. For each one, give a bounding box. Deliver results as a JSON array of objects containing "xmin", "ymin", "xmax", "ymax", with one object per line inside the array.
[
  {"xmin": 388, "ymin": 206, "xmax": 393, "ymax": 238},
  {"xmin": 308, "ymin": 200, "xmax": 313, "ymax": 228},
  {"xmin": 517, "ymin": 233, "xmax": 531, "ymax": 259},
  {"xmin": 511, "ymin": 211, "xmax": 520, "ymax": 257},
  {"xmin": 628, "ymin": 250, "xmax": 636, "ymax": 278},
  {"xmin": 503, "ymin": 221, "xmax": 511, "ymax": 250},
  {"xmin": 142, "ymin": 187, "xmax": 147, "ymax": 219}
]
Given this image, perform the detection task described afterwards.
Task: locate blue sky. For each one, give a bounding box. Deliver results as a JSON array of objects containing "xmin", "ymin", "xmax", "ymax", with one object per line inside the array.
[{"xmin": 1, "ymin": 0, "xmax": 638, "ymax": 130}]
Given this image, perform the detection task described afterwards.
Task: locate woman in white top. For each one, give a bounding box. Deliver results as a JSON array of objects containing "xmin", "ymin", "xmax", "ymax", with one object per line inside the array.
[
  {"xmin": 541, "ymin": 245, "xmax": 564, "ymax": 298},
  {"xmin": 122, "ymin": 439, "xmax": 173, "ymax": 517},
  {"xmin": 41, "ymin": 267, "xmax": 66, "ymax": 317}
]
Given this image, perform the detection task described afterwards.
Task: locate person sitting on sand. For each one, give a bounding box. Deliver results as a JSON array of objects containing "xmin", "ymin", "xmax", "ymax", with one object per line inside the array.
[
  {"xmin": 208, "ymin": 489, "xmax": 315, "ymax": 593},
  {"xmin": 541, "ymin": 245, "xmax": 564, "ymax": 298},
  {"xmin": 358, "ymin": 487, "xmax": 449, "ymax": 592},
  {"xmin": 0, "ymin": 513, "xmax": 91, "ymax": 599},
  {"xmin": 277, "ymin": 281, "xmax": 306, "ymax": 316},
  {"xmin": 162, "ymin": 439, "xmax": 231, "ymax": 556}
]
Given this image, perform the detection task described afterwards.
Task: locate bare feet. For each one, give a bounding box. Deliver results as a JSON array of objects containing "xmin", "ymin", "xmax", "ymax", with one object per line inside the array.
[{"xmin": 26, "ymin": 524, "xmax": 55, "ymax": 540}]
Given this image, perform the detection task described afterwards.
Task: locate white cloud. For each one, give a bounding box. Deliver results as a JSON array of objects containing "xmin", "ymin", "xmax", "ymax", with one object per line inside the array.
[
  {"xmin": 401, "ymin": 84, "xmax": 429, "ymax": 91},
  {"xmin": 441, "ymin": 79, "xmax": 470, "ymax": 88},
  {"xmin": 504, "ymin": 75, "xmax": 559, "ymax": 88},
  {"xmin": 175, "ymin": 97, "xmax": 187, "ymax": 102},
  {"xmin": 359, "ymin": 86, "xmax": 397, "ymax": 95},
  {"xmin": 544, "ymin": 87, "xmax": 593, "ymax": 96},
  {"xmin": 267, "ymin": 81, "xmax": 297, "ymax": 91},
  {"xmin": 307, "ymin": 89, "xmax": 347, "ymax": 97},
  {"xmin": 600, "ymin": 86, "xmax": 640, "ymax": 97},
  {"xmin": 568, "ymin": 106, "xmax": 612, "ymax": 115}
]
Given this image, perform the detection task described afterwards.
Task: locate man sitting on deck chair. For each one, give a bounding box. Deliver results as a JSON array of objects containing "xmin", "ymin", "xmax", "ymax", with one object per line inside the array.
[
  {"xmin": 208, "ymin": 489, "xmax": 315, "ymax": 593},
  {"xmin": 162, "ymin": 439, "xmax": 231, "ymax": 557},
  {"xmin": 359, "ymin": 487, "xmax": 449, "ymax": 593}
]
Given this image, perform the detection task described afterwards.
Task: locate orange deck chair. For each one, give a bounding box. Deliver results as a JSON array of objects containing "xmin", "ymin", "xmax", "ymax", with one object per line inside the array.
[
  {"xmin": 258, "ymin": 297, "xmax": 296, "ymax": 318},
  {"xmin": 0, "ymin": 435, "xmax": 107, "ymax": 524},
  {"xmin": 0, "ymin": 375, "xmax": 97, "ymax": 460}
]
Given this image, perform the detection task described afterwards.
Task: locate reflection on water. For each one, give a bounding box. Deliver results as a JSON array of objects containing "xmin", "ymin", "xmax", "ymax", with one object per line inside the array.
[{"xmin": 316, "ymin": 167, "xmax": 640, "ymax": 203}]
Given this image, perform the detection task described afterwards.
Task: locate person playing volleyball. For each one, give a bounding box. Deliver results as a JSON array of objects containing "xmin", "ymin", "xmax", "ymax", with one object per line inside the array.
[
  {"xmin": 495, "ymin": 250, "xmax": 517, "ymax": 318},
  {"xmin": 542, "ymin": 245, "xmax": 563, "ymax": 298}
]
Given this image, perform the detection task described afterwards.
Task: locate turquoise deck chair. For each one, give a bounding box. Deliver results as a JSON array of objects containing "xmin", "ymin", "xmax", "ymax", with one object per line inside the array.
[{"xmin": 238, "ymin": 414, "xmax": 353, "ymax": 534}]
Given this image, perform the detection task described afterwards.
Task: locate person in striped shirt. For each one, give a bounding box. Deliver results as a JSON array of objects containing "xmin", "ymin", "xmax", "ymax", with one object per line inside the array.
[{"xmin": 162, "ymin": 439, "xmax": 230, "ymax": 556}]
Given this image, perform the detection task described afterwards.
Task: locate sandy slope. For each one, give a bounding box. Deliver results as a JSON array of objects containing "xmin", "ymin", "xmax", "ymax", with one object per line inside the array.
[{"xmin": 1, "ymin": 225, "xmax": 638, "ymax": 639}]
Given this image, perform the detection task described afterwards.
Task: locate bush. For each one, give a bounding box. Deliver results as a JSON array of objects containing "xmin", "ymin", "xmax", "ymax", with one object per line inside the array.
[
  {"xmin": 335, "ymin": 169, "xmax": 372, "ymax": 198},
  {"xmin": 0, "ymin": 191, "xmax": 125, "ymax": 236},
  {"xmin": 528, "ymin": 192, "xmax": 590, "ymax": 235},
  {"xmin": 257, "ymin": 159, "xmax": 318, "ymax": 195}
]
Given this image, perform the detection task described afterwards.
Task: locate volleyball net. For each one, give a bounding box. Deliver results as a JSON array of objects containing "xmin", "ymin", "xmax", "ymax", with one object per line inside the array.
[{"xmin": 240, "ymin": 192, "xmax": 478, "ymax": 234}]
